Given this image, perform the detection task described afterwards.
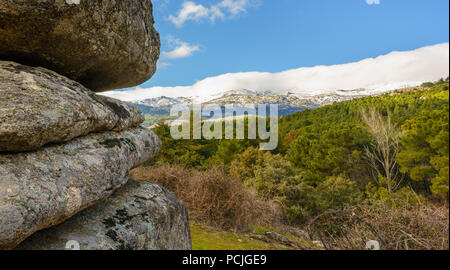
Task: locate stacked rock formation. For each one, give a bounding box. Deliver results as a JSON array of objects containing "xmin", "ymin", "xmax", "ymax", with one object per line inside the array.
[{"xmin": 0, "ymin": 0, "xmax": 191, "ymax": 250}]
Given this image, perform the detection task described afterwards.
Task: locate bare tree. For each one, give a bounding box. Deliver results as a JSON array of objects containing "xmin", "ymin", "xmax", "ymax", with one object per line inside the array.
[{"xmin": 361, "ymin": 108, "xmax": 403, "ymax": 192}]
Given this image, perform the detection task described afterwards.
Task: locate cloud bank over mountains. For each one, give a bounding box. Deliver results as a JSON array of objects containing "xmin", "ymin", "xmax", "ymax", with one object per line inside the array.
[{"xmin": 101, "ymin": 43, "xmax": 449, "ymax": 102}]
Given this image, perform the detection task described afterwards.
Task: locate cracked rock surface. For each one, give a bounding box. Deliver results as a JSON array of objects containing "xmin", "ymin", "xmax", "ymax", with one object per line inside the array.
[
  {"xmin": 15, "ymin": 179, "xmax": 192, "ymax": 250},
  {"xmin": 0, "ymin": 127, "xmax": 161, "ymax": 249},
  {"xmin": 0, "ymin": 61, "xmax": 144, "ymax": 152}
]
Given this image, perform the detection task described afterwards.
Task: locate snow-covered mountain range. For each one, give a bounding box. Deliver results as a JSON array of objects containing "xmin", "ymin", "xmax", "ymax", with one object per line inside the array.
[
  {"xmin": 98, "ymin": 42, "xmax": 449, "ymax": 126},
  {"xmin": 102, "ymin": 43, "xmax": 449, "ymax": 103},
  {"xmin": 131, "ymin": 87, "xmax": 405, "ymax": 126}
]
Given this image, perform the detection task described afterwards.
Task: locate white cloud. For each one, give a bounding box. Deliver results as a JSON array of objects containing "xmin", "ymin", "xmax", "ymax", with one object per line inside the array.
[
  {"xmin": 168, "ymin": 1, "xmax": 210, "ymax": 27},
  {"xmin": 157, "ymin": 61, "xmax": 172, "ymax": 68},
  {"xmin": 366, "ymin": 0, "xmax": 381, "ymax": 5},
  {"xmin": 218, "ymin": 0, "xmax": 249, "ymax": 15},
  {"xmin": 168, "ymin": 0, "xmax": 255, "ymax": 27},
  {"xmin": 161, "ymin": 36, "xmax": 200, "ymax": 60},
  {"xmin": 101, "ymin": 43, "xmax": 450, "ymax": 102}
]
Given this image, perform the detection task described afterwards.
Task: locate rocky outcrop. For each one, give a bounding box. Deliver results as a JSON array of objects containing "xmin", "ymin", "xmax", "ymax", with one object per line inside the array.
[
  {"xmin": 0, "ymin": 0, "xmax": 191, "ymax": 251},
  {"xmin": 0, "ymin": 0, "xmax": 160, "ymax": 92},
  {"xmin": 15, "ymin": 180, "xmax": 192, "ymax": 250},
  {"xmin": 0, "ymin": 127, "xmax": 161, "ymax": 250},
  {"xmin": 0, "ymin": 61, "xmax": 144, "ymax": 152}
]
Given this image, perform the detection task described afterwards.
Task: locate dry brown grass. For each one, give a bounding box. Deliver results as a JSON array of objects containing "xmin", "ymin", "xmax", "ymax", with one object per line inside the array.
[
  {"xmin": 131, "ymin": 164, "xmax": 282, "ymax": 232},
  {"xmin": 131, "ymin": 164, "xmax": 448, "ymax": 250},
  {"xmin": 308, "ymin": 203, "xmax": 449, "ymax": 250}
]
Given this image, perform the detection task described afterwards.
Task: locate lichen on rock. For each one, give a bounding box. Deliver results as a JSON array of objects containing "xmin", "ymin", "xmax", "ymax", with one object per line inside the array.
[
  {"xmin": 0, "ymin": 61, "xmax": 145, "ymax": 153},
  {"xmin": 0, "ymin": 127, "xmax": 161, "ymax": 249},
  {"xmin": 0, "ymin": 0, "xmax": 190, "ymax": 251},
  {"xmin": 0, "ymin": 0, "xmax": 160, "ymax": 92},
  {"xmin": 15, "ymin": 180, "xmax": 192, "ymax": 250}
]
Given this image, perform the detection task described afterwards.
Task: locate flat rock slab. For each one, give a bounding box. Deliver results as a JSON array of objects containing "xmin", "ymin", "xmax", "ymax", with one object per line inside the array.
[
  {"xmin": 16, "ymin": 180, "xmax": 192, "ymax": 250},
  {"xmin": 0, "ymin": 61, "xmax": 144, "ymax": 153},
  {"xmin": 0, "ymin": 0, "xmax": 160, "ymax": 92},
  {"xmin": 0, "ymin": 127, "xmax": 161, "ymax": 249}
]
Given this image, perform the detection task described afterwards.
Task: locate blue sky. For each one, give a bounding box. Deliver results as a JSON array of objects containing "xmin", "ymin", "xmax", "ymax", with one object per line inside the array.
[{"xmin": 143, "ymin": 0, "xmax": 449, "ymax": 88}]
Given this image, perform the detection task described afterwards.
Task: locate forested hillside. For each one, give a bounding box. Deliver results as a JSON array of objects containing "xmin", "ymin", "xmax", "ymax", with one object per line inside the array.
[{"xmin": 132, "ymin": 79, "xmax": 449, "ymax": 250}]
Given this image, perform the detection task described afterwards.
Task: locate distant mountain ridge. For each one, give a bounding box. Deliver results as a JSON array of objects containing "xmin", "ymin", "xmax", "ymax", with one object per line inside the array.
[
  {"xmin": 132, "ymin": 88, "xmax": 383, "ymax": 126},
  {"xmin": 102, "ymin": 43, "xmax": 449, "ymax": 102}
]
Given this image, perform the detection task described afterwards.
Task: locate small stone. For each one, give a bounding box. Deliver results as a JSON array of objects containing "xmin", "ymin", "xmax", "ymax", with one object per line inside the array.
[{"xmin": 265, "ymin": 231, "xmax": 293, "ymax": 246}]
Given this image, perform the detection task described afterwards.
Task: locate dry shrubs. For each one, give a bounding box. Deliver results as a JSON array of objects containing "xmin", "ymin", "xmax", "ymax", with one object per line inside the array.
[
  {"xmin": 308, "ymin": 203, "xmax": 449, "ymax": 250},
  {"xmin": 131, "ymin": 164, "xmax": 281, "ymax": 231}
]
